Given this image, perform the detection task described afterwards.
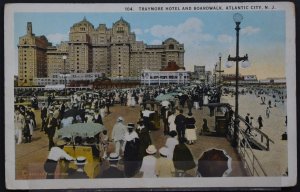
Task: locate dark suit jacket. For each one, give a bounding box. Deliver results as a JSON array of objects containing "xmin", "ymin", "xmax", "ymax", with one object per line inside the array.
[
  {"xmin": 175, "ymin": 114, "xmax": 186, "ymax": 129},
  {"xmin": 93, "ymin": 114, "xmax": 103, "ymax": 125},
  {"xmin": 41, "ymin": 107, "xmax": 47, "ymax": 119},
  {"xmin": 99, "ymin": 166, "xmax": 124, "ymax": 178},
  {"xmin": 45, "ymin": 117, "xmax": 58, "ymax": 137}
]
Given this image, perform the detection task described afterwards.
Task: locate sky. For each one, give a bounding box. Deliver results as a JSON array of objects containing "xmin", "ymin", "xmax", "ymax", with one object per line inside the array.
[{"xmin": 14, "ymin": 11, "xmax": 286, "ymax": 80}]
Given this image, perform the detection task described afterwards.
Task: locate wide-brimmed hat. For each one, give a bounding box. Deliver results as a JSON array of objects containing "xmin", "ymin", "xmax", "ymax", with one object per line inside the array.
[
  {"xmin": 75, "ymin": 156, "xmax": 87, "ymax": 165},
  {"xmin": 146, "ymin": 145, "xmax": 157, "ymax": 155},
  {"xmin": 127, "ymin": 123, "xmax": 135, "ymax": 129},
  {"xmin": 117, "ymin": 116, "xmax": 124, "ymax": 122},
  {"xmin": 159, "ymin": 147, "xmax": 169, "ymax": 157},
  {"xmin": 169, "ymin": 130, "xmax": 177, "ymax": 137},
  {"xmin": 108, "ymin": 153, "xmax": 121, "ymax": 161},
  {"xmin": 56, "ymin": 139, "xmax": 67, "ymax": 146}
]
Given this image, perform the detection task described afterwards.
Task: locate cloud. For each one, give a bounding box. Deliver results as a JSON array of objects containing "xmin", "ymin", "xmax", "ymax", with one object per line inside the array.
[
  {"xmin": 133, "ymin": 28, "xmax": 143, "ymax": 35},
  {"xmin": 217, "ymin": 34, "xmax": 233, "ymax": 43},
  {"xmin": 241, "ymin": 26, "xmax": 260, "ymax": 35},
  {"xmin": 46, "ymin": 33, "xmax": 68, "ymax": 45},
  {"xmin": 147, "ymin": 17, "xmax": 212, "ymax": 43}
]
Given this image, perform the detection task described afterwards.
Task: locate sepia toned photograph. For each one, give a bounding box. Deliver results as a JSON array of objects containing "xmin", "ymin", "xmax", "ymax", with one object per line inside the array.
[{"xmin": 4, "ymin": 2, "xmax": 296, "ymax": 189}]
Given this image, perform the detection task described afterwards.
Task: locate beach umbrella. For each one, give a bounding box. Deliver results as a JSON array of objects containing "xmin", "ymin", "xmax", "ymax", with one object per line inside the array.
[
  {"xmin": 169, "ymin": 92, "xmax": 179, "ymax": 96},
  {"xmin": 155, "ymin": 93, "xmax": 175, "ymax": 101},
  {"xmin": 197, "ymin": 148, "xmax": 232, "ymax": 177},
  {"xmin": 57, "ymin": 122, "xmax": 106, "ymax": 138}
]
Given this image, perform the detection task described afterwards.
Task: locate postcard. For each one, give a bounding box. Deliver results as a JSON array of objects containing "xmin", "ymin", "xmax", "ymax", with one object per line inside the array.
[{"xmin": 4, "ymin": 2, "xmax": 296, "ymax": 190}]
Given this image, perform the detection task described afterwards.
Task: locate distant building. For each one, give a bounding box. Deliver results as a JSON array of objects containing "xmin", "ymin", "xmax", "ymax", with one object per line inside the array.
[
  {"xmin": 18, "ymin": 18, "xmax": 185, "ymax": 86},
  {"xmin": 193, "ymin": 65, "xmax": 206, "ymax": 81},
  {"xmin": 18, "ymin": 22, "xmax": 50, "ymax": 86},
  {"xmin": 260, "ymin": 77, "xmax": 286, "ymax": 84},
  {"xmin": 141, "ymin": 69, "xmax": 190, "ymax": 85},
  {"xmin": 33, "ymin": 72, "xmax": 104, "ymax": 86},
  {"xmin": 222, "ymin": 74, "xmax": 259, "ymax": 84}
]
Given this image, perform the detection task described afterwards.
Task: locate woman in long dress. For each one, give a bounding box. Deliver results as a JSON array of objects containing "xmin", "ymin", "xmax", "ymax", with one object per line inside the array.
[
  {"xmin": 168, "ymin": 111, "xmax": 176, "ymax": 133},
  {"xmin": 123, "ymin": 124, "xmax": 140, "ymax": 177},
  {"xmin": 185, "ymin": 113, "xmax": 197, "ymax": 144},
  {"xmin": 127, "ymin": 92, "xmax": 132, "ymax": 106},
  {"xmin": 130, "ymin": 96, "xmax": 136, "ymax": 107},
  {"xmin": 165, "ymin": 130, "xmax": 178, "ymax": 160},
  {"xmin": 138, "ymin": 93, "xmax": 143, "ymax": 105},
  {"xmin": 173, "ymin": 137, "xmax": 196, "ymax": 176}
]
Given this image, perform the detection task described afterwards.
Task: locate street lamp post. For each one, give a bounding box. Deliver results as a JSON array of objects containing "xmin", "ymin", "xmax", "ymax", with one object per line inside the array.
[
  {"xmin": 216, "ymin": 53, "xmax": 224, "ymax": 85},
  {"xmin": 226, "ymin": 13, "xmax": 250, "ymax": 147},
  {"xmin": 62, "ymin": 55, "xmax": 67, "ymax": 96},
  {"xmin": 214, "ymin": 64, "xmax": 217, "ymax": 86}
]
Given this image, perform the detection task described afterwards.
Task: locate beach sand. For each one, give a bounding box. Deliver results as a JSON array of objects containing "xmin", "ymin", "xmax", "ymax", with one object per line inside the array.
[{"xmin": 221, "ymin": 91, "xmax": 288, "ymax": 176}]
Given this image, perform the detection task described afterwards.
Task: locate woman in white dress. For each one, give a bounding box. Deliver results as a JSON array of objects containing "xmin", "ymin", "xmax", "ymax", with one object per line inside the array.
[
  {"xmin": 168, "ymin": 111, "xmax": 176, "ymax": 133},
  {"xmin": 115, "ymin": 92, "xmax": 120, "ymax": 104},
  {"xmin": 138, "ymin": 93, "xmax": 143, "ymax": 104},
  {"xmin": 130, "ymin": 96, "xmax": 136, "ymax": 107},
  {"xmin": 100, "ymin": 105, "xmax": 106, "ymax": 119},
  {"xmin": 127, "ymin": 92, "xmax": 132, "ymax": 106},
  {"xmin": 165, "ymin": 131, "xmax": 178, "ymax": 160}
]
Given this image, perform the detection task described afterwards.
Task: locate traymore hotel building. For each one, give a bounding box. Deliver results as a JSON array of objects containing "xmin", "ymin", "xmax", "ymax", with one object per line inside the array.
[{"xmin": 17, "ymin": 17, "xmax": 185, "ymax": 86}]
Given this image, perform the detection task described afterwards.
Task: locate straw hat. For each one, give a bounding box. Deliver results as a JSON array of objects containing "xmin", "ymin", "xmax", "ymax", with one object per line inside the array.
[
  {"xmin": 159, "ymin": 147, "xmax": 169, "ymax": 157},
  {"xmin": 117, "ymin": 116, "xmax": 124, "ymax": 122},
  {"xmin": 75, "ymin": 156, "xmax": 87, "ymax": 165},
  {"xmin": 146, "ymin": 145, "xmax": 157, "ymax": 155},
  {"xmin": 108, "ymin": 153, "xmax": 121, "ymax": 161},
  {"xmin": 56, "ymin": 139, "xmax": 67, "ymax": 146},
  {"xmin": 127, "ymin": 123, "xmax": 135, "ymax": 129}
]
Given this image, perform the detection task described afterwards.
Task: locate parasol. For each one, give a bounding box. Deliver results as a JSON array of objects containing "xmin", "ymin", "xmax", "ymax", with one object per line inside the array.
[
  {"xmin": 57, "ymin": 123, "xmax": 106, "ymax": 138},
  {"xmin": 155, "ymin": 93, "xmax": 175, "ymax": 101},
  {"xmin": 197, "ymin": 148, "xmax": 232, "ymax": 177}
]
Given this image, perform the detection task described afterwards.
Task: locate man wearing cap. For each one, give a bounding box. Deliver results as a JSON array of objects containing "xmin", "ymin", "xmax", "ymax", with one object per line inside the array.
[
  {"xmin": 44, "ymin": 140, "xmax": 74, "ymax": 179},
  {"xmin": 111, "ymin": 117, "xmax": 127, "ymax": 156},
  {"xmin": 40, "ymin": 102, "xmax": 47, "ymax": 132},
  {"xmin": 98, "ymin": 153, "xmax": 124, "ymax": 178},
  {"xmin": 93, "ymin": 109, "xmax": 103, "ymax": 125},
  {"xmin": 174, "ymin": 109, "xmax": 186, "ymax": 141},
  {"xmin": 142, "ymin": 107, "xmax": 155, "ymax": 131},
  {"xmin": 156, "ymin": 147, "xmax": 175, "ymax": 177},
  {"xmin": 84, "ymin": 109, "xmax": 94, "ymax": 123},
  {"xmin": 137, "ymin": 120, "xmax": 152, "ymax": 160},
  {"xmin": 68, "ymin": 156, "xmax": 89, "ymax": 179},
  {"xmin": 45, "ymin": 111, "xmax": 58, "ymax": 151},
  {"xmin": 162, "ymin": 107, "xmax": 172, "ymax": 135},
  {"xmin": 139, "ymin": 145, "xmax": 157, "ymax": 178},
  {"xmin": 245, "ymin": 113, "xmax": 251, "ymax": 134}
]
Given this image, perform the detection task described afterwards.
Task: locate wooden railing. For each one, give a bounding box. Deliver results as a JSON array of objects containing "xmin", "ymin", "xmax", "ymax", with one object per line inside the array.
[
  {"xmin": 238, "ymin": 115, "xmax": 274, "ymax": 151},
  {"xmin": 238, "ymin": 130, "xmax": 268, "ymax": 176},
  {"xmin": 227, "ymin": 117, "xmax": 268, "ymax": 176}
]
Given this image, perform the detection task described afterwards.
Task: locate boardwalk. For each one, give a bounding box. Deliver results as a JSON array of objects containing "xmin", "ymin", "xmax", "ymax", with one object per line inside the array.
[{"xmin": 15, "ymin": 104, "xmax": 247, "ymax": 179}]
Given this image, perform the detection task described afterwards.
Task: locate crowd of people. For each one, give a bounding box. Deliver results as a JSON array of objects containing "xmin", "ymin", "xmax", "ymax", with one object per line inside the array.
[{"xmin": 14, "ymin": 84, "xmax": 233, "ymax": 179}]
